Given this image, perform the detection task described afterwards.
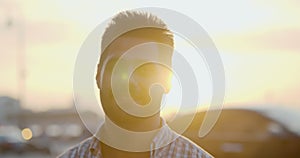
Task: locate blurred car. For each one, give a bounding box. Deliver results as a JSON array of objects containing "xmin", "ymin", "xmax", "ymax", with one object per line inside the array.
[
  {"xmin": 0, "ymin": 135, "xmax": 51, "ymax": 154},
  {"xmin": 0, "ymin": 125, "xmax": 51, "ymax": 154},
  {"xmin": 0, "ymin": 135, "xmax": 26, "ymax": 153},
  {"xmin": 25, "ymin": 140, "xmax": 51, "ymax": 154},
  {"xmin": 170, "ymin": 106, "xmax": 300, "ymax": 158}
]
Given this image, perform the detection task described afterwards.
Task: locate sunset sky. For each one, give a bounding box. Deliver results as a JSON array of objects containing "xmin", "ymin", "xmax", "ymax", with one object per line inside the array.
[{"xmin": 0, "ymin": 0, "xmax": 299, "ymax": 112}]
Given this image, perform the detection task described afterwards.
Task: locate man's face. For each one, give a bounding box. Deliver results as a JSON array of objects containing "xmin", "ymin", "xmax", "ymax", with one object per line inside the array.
[{"xmin": 100, "ymin": 36, "xmax": 173, "ymax": 107}]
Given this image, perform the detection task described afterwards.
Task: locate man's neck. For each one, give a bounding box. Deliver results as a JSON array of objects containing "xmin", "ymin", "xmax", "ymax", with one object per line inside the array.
[
  {"xmin": 99, "ymin": 114, "xmax": 161, "ymax": 158},
  {"xmin": 108, "ymin": 113, "xmax": 161, "ymax": 132}
]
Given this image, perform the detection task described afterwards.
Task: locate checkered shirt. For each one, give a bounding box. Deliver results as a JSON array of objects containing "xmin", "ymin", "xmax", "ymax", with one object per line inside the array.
[{"xmin": 58, "ymin": 120, "xmax": 213, "ymax": 158}]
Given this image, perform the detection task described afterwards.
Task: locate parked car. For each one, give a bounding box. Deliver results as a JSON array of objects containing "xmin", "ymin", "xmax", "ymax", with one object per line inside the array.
[
  {"xmin": 170, "ymin": 106, "xmax": 300, "ymax": 158},
  {"xmin": 0, "ymin": 135, "xmax": 26, "ymax": 153}
]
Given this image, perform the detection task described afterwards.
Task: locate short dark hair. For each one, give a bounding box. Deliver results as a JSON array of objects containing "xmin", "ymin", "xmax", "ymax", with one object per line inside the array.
[{"xmin": 101, "ymin": 10, "xmax": 173, "ymax": 53}]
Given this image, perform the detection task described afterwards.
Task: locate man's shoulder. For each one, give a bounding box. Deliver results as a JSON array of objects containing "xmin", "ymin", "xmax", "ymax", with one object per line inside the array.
[{"xmin": 57, "ymin": 136, "xmax": 95, "ymax": 158}]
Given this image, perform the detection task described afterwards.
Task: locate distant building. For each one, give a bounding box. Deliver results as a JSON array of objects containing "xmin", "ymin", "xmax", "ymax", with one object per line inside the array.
[
  {"xmin": 17, "ymin": 108, "xmax": 101, "ymax": 138},
  {"xmin": 0, "ymin": 96, "xmax": 21, "ymax": 126},
  {"xmin": 0, "ymin": 96, "xmax": 101, "ymax": 139}
]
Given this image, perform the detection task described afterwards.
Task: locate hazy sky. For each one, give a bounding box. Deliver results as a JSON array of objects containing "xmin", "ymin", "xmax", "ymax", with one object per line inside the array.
[{"xmin": 0, "ymin": 0, "xmax": 299, "ymax": 112}]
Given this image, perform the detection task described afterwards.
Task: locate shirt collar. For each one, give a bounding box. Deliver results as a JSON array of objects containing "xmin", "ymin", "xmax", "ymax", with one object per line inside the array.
[{"xmin": 89, "ymin": 117, "xmax": 178, "ymax": 155}]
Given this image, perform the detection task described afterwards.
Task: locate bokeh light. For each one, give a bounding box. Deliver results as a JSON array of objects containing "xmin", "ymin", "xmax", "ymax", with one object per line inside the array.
[{"xmin": 21, "ymin": 127, "xmax": 33, "ymax": 141}]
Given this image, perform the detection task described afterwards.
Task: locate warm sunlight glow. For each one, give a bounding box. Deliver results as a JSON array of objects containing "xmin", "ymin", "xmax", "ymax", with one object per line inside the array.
[{"xmin": 1, "ymin": 0, "xmax": 300, "ymax": 111}]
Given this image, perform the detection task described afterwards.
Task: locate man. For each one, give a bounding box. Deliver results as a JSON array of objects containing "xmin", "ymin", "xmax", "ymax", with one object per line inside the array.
[{"xmin": 59, "ymin": 10, "xmax": 212, "ymax": 158}]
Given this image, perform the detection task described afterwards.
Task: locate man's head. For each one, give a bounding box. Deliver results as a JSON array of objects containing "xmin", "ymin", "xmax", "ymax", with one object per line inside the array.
[{"xmin": 96, "ymin": 10, "xmax": 174, "ymax": 120}]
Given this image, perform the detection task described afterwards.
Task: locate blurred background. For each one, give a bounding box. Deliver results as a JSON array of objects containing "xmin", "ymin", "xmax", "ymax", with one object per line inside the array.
[{"xmin": 0, "ymin": 0, "xmax": 299, "ymax": 157}]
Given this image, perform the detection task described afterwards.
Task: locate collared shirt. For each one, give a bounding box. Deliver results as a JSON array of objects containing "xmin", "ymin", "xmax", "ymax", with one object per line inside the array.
[{"xmin": 58, "ymin": 119, "xmax": 213, "ymax": 158}]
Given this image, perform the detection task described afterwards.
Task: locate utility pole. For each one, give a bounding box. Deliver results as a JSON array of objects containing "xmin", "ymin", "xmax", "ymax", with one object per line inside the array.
[{"xmin": 1, "ymin": 2, "xmax": 26, "ymax": 127}]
